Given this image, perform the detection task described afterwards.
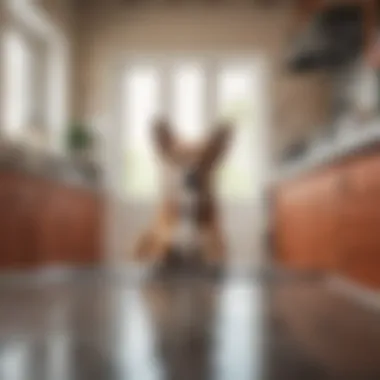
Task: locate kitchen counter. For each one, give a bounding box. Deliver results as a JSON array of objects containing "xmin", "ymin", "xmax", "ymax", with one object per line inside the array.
[
  {"xmin": 273, "ymin": 123, "xmax": 380, "ymax": 290},
  {"xmin": 0, "ymin": 155, "xmax": 105, "ymax": 270},
  {"xmin": 0, "ymin": 143, "xmax": 102, "ymax": 192},
  {"xmin": 273, "ymin": 121, "xmax": 380, "ymax": 184}
]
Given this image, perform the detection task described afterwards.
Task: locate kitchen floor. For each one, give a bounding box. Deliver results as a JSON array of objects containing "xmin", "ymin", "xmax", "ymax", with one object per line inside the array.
[{"xmin": 0, "ymin": 271, "xmax": 379, "ymax": 380}]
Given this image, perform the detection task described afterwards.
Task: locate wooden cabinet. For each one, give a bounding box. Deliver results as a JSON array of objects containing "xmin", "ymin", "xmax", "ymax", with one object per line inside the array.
[
  {"xmin": 275, "ymin": 150, "xmax": 380, "ymax": 289},
  {"xmin": 338, "ymin": 154, "xmax": 380, "ymax": 288},
  {"xmin": 276, "ymin": 168, "xmax": 340, "ymax": 271},
  {"xmin": 0, "ymin": 171, "xmax": 104, "ymax": 270},
  {"xmin": 11, "ymin": 177, "xmax": 44, "ymax": 269},
  {"xmin": 0, "ymin": 172, "xmax": 22, "ymax": 268},
  {"xmin": 39, "ymin": 185, "xmax": 103, "ymax": 266}
]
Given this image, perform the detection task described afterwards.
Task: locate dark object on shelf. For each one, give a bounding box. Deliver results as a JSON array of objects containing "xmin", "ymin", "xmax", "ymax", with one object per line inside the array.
[{"xmin": 288, "ymin": 4, "xmax": 364, "ymax": 72}]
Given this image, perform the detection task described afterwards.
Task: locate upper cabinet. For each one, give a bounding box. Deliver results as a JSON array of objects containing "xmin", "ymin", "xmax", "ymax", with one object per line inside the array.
[{"xmin": 288, "ymin": 0, "xmax": 378, "ymax": 72}]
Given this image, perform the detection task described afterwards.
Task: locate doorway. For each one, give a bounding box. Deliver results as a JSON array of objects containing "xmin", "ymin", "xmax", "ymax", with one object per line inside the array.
[{"xmin": 109, "ymin": 54, "xmax": 271, "ymax": 271}]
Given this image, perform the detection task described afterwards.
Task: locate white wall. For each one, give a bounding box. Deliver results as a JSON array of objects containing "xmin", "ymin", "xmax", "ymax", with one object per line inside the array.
[{"xmin": 73, "ymin": 1, "xmax": 331, "ymax": 159}]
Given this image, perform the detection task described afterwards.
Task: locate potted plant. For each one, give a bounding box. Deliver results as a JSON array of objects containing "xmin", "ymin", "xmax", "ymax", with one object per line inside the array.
[{"xmin": 66, "ymin": 122, "xmax": 94, "ymax": 160}]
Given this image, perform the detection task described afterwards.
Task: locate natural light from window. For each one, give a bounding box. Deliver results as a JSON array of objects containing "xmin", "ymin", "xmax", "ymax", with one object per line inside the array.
[
  {"xmin": 2, "ymin": 31, "xmax": 31, "ymax": 138},
  {"xmin": 123, "ymin": 66, "xmax": 161, "ymax": 198},
  {"xmin": 216, "ymin": 65, "xmax": 256, "ymax": 200},
  {"xmin": 172, "ymin": 63, "xmax": 205, "ymax": 142},
  {"xmin": 123, "ymin": 59, "xmax": 259, "ymax": 201}
]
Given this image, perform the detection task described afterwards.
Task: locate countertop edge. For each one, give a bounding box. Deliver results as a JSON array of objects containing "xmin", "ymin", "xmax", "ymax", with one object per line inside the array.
[
  {"xmin": 272, "ymin": 125, "xmax": 380, "ymax": 185},
  {"xmin": 0, "ymin": 164, "xmax": 104, "ymax": 195}
]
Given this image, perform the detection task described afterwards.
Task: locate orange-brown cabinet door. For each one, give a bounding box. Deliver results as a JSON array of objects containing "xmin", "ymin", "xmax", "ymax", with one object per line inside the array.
[
  {"xmin": 339, "ymin": 153, "xmax": 380, "ymax": 289},
  {"xmin": 12, "ymin": 177, "xmax": 43, "ymax": 269},
  {"xmin": 0, "ymin": 173, "xmax": 19, "ymax": 269},
  {"xmin": 275, "ymin": 168, "xmax": 340, "ymax": 271},
  {"xmin": 308, "ymin": 168, "xmax": 343, "ymax": 272},
  {"xmin": 38, "ymin": 185, "xmax": 103, "ymax": 267},
  {"xmin": 275, "ymin": 179, "xmax": 311, "ymax": 269},
  {"xmin": 65, "ymin": 190, "xmax": 103, "ymax": 266},
  {"xmin": 38, "ymin": 185, "xmax": 74, "ymax": 266}
]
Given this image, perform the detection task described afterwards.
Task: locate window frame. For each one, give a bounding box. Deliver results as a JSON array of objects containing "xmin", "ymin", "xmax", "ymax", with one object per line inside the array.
[
  {"xmin": 119, "ymin": 53, "xmax": 268, "ymax": 204},
  {"xmin": 1, "ymin": 0, "xmax": 68, "ymax": 153}
]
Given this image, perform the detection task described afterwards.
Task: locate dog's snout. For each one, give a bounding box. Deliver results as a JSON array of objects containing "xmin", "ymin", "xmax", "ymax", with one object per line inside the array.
[{"xmin": 184, "ymin": 170, "xmax": 200, "ymax": 191}]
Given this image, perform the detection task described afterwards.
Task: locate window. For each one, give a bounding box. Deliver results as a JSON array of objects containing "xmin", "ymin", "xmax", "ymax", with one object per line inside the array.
[
  {"xmin": 172, "ymin": 63, "xmax": 205, "ymax": 142},
  {"xmin": 1, "ymin": 1, "xmax": 67, "ymax": 151},
  {"xmin": 216, "ymin": 65, "xmax": 256, "ymax": 200},
  {"xmin": 123, "ymin": 66, "xmax": 161, "ymax": 198},
  {"xmin": 2, "ymin": 31, "xmax": 32, "ymax": 138},
  {"xmin": 123, "ymin": 58, "xmax": 261, "ymax": 201}
]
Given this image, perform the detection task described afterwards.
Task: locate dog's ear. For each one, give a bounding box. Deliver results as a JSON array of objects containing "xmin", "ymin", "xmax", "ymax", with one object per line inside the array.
[
  {"xmin": 202, "ymin": 121, "xmax": 233, "ymax": 167},
  {"xmin": 153, "ymin": 118, "xmax": 174, "ymax": 158}
]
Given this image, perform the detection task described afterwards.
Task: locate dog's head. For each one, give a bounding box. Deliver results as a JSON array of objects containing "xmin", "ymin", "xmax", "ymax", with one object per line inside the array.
[{"xmin": 153, "ymin": 118, "xmax": 232, "ymax": 200}]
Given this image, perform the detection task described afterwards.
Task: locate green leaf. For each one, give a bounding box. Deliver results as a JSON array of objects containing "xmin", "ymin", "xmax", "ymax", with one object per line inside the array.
[{"xmin": 66, "ymin": 122, "xmax": 93, "ymax": 152}]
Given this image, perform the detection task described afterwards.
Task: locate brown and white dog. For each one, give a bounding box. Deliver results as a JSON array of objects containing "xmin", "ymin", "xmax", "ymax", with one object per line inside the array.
[{"xmin": 135, "ymin": 118, "xmax": 232, "ymax": 270}]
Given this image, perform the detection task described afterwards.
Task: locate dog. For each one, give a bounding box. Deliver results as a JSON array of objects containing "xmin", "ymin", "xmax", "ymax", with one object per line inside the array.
[{"xmin": 135, "ymin": 117, "xmax": 232, "ymax": 270}]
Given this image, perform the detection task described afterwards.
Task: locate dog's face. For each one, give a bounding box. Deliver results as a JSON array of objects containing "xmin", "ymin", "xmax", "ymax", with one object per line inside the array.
[{"xmin": 153, "ymin": 119, "xmax": 232, "ymax": 201}]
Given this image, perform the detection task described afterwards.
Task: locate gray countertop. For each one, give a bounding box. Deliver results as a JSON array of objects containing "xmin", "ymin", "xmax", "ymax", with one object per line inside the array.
[
  {"xmin": 0, "ymin": 143, "xmax": 103, "ymax": 193},
  {"xmin": 273, "ymin": 122, "xmax": 380, "ymax": 184}
]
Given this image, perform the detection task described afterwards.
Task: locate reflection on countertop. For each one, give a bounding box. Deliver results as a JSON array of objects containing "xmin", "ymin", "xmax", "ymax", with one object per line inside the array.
[{"xmin": 0, "ymin": 273, "xmax": 379, "ymax": 380}]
